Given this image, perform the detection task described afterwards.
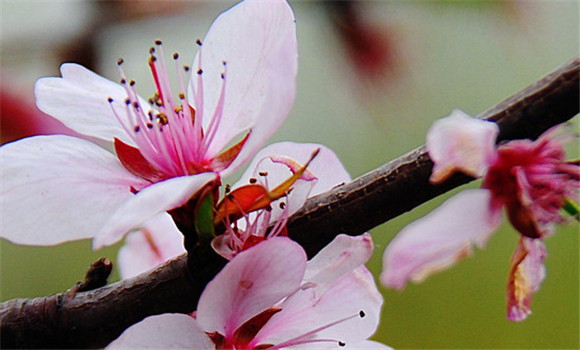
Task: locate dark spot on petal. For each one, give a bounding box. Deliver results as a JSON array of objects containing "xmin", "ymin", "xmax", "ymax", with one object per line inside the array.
[{"xmin": 239, "ymin": 279, "xmax": 253, "ymax": 289}]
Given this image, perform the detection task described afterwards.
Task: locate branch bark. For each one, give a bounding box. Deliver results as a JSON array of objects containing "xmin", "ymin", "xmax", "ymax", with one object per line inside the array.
[{"xmin": 1, "ymin": 58, "xmax": 578, "ymax": 349}]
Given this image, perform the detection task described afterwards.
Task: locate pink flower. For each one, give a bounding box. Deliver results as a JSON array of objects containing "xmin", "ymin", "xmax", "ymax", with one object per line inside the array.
[
  {"xmin": 108, "ymin": 234, "xmax": 391, "ymax": 349},
  {"xmin": 381, "ymin": 110, "xmax": 579, "ymax": 321},
  {"xmin": 119, "ymin": 142, "xmax": 351, "ymax": 278},
  {"xmin": 212, "ymin": 142, "xmax": 352, "ymax": 260},
  {"xmin": 0, "ymin": 0, "xmax": 297, "ymax": 249}
]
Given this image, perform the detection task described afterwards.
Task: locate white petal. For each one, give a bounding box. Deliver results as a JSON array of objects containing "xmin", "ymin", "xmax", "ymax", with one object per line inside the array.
[
  {"xmin": 197, "ymin": 237, "xmax": 306, "ymax": 338},
  {"xmin": 0, "ymin": 135, "xmax": 146, "ymax": 245},
  {"xmin": 117, "ymin": 213, "xmax": 186, "ymax": 279},
  {"xmin": 427, "ymin": 109, "xmax": 499, "ymax": 183},
  {"xmin": 94, "ymin": 173, "xmax": 216, "ymax": 249},
  {"xmin": 381, "ymin": 189, "xmax": 503, "ymax": 289},
  {"xmin": 254, "ymin": 266, "xmax": 383, "ymax": 348},
  {"xmin": 190, "ymin": 0, "xmax": 298, "ymax": 172},
  {"xmin": 304, "ymin": 233, "xmax": 374, "ymax": 286},
  {"xmin": 107, "ymin": 314, "xmax": 213, "ymax": 349},
  {"xmin": 35, "ymin": 63, "xmax": 148, "ymax": 145}
]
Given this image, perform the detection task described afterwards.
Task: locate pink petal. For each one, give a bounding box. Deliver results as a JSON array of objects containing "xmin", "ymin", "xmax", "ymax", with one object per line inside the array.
[
  {"xmin": 197, "ymin": 237, "xmax": 307, "ymax": 338},
  {"xmin": 0, "ymin": 135, "xmax": 147, "ymax": 245},
  {"xmin": 253, "ymin": 266, "xmax": 383, "ymax": 348},
  {"xmin": 107, "ymin": 314, "xmax": 213, "ymax": 349},
  {"xmin": 232, "ymin": 142, "xmax": 351, "ymax": 224},
  {"xmin": 304, "ymin": 233, "xmax": 374, "ymax": 285},
  {"xmin": 507, "ymin": 237, "xmax": 547, "ymax": 321},
  {"xmin": 34, "ymin": 63, "xmax": 147, "ymax": 146},
  {"xmin": 190, "ymin": 0, "xmax": 298, "ymax": 173},
  {"xmin": 381, "ymin": 189, "xmax": 503, "ymax": 289},
  {"xmin": 94, "ymin": 173, "xmax": 215, "ymax": 249},
  {"xmin": 117, "ymin": 213, "xmax": 186, "ymax": 279},
  {"xmin": 427, "ymin": 109, "xmax": 499, "ymax": 183}
]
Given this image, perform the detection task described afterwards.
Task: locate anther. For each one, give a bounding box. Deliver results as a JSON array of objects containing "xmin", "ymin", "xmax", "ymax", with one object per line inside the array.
[
  {"xmin": 249, "ymin": 178, "xmax": 257, "ymax": 184},
  {"xmin": 184, "ymin": 65, "xmax": 190, "ymax": 72},
  {"xmin": 279, "ymin": 202, "xmax": 286, "ymax": 209},
  {"xmin": 259, "ymin": 171, "xmax": 268, "ymax": 177},
  {"xmin": 173, "ymin": 53, "xmax": 179, "ymax": 60},
  {"xmin": 222, "ymin": 61, "xmax": 227, "ymax": 66},
  {"xmin": 117, "ymin": 58, "xmax": 124, "ymax": 66},
  {"xmin": 155, "ymin": 39, "xmax": 163, "ymax": 45},
  {"xmin": 359, "ymin": 310, "xmax": 366, "ymax": 318},
  {"xmin": 132, "ymin": 101, "xmax": 139, "ymax": 109},
  {"xmin": 150, "ymin": 56, "xmax": 157, "ymax": 62},
  {"xmin": 196, "ymin": 39, "xmax": 202, "ymax": 46},
  {"xmin": 338, "ymin": 341, "xmax": 346, "ymax": 347},
  {"xmin": 149, "ymin": 47, "xmax": 156, "ymax": 54},
  {"xmin": 197, "ymin": 68, "xmax": 203, "ymax": 75},
  {"xmin": 129, "ymin": 80, "xmax": 136, "ymax": 86},
  {"xmin": 221, "ymin": 73, "xmax": 225, "ymax": 79},
  {"xmin": 134, "ymin": 125, "xmax": 140, "ymax": 133},
  {"xmin": 178, "ymin": 92, "xmax": 185, "ymax": 99},
  {"xmin": 120, "ymin": 78, "xmax": 127, "ymax": 85},
  {"xmin": 124, "ymin": 98, "xmax": 131, "ymax": 105},
  {"xmin": 107, "ymin": 97, "xmax": 114, "ymax": 103},
  {"xmin": 225, "ymin": 184, "xmax": 231, "ymax": 194},
  {"xmin": 147, "ymin": 123, "xmax": 153, "ymax": 129}
]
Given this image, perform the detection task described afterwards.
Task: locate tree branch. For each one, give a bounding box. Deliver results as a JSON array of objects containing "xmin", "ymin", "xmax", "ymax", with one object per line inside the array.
[{"xmin": 1, "ymin": 58, "xmax": 578, "ymax": 349}]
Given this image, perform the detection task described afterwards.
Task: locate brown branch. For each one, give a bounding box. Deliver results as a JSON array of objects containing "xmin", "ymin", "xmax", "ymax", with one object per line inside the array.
[
  {"xmin": 288, "ymin": 57, "xmax": 579, "ymax": 257},
  {"xmin": 1, "ymin": 58, "xmax": 578, "ymax": 349}
]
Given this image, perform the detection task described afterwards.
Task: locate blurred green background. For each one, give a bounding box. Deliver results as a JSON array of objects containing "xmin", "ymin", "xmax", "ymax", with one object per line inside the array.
[{"xmin": 1, "ymin": 1, "xmax": 578, "ymax": 348}]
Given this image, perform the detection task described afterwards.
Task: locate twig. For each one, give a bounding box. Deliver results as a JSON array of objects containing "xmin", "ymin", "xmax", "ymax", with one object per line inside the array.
[{"xmin": 1, "ymin": 58, "xmax": 578, "ymax": 349}]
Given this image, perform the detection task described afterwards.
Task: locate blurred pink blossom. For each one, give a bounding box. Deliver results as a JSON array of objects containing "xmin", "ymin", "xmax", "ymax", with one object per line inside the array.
[{"xmin": 381, "ymin": 110, "xmax": 578, "ymax": 321}]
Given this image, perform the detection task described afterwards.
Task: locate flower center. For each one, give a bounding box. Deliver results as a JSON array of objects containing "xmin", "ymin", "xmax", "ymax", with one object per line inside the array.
[
  {"xmin": 483, "ymin": 132, "xmax": 578, "ymax": 238},
  {"xmin": 108, "ymin": 40, "xmax": 238, "ymax": 182}
]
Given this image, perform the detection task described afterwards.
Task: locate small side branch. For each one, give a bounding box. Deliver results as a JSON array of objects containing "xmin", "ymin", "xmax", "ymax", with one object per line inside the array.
[{"xmin": 1, "ymin": 58, "xmax": 578, "ymax": 349}]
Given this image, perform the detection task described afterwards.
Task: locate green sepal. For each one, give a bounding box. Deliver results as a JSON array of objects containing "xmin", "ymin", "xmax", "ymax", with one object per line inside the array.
[
  {"xmin": 563, "ymin": 198, "xmax": 580, "ymax": 221},
  {"xmin": 194, "ymin": 190, "xmax": 216, "ymax": 247}
]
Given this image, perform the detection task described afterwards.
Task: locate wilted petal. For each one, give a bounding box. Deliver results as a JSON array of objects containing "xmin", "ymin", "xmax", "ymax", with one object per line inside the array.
[
  {"xmin": 381, "ymin": 189, "xmax": 502, "ymax": 289},
  {"xmin": 94, "ymin": 173, "xmax": 215, "ymax": 249},
  {"xmin": 191, "ymin": 0, "xmax": 298, "ymax": 173},
  {"xmin": 304, "ymin": 233, "xmax": 374, "ymax": 285},
  {"xmin": 253, "ymin": 266, "xmax": 383, "ymax": 348},
  {"xmin": 507, "ymin": 237, "xmax": 547, "ymax": 321},
  {"xmin": 0, "ymin": 135, "xmax": 147, "ymax": 245},
  {"xmin": 197, "ymin": 237, "xmax": 306, "ymax": 339},
  {"xmin": 427, "ymin": 109, "xmax": 499, "ymax": 183},
  {"xmin": 107, "ymin": 314, "xmax": 213, "ymax": 349},
  {"xmin": 35, "ymin": 63, "xmax": 146, "ymax": 146},
  {"xmin": 117, "ymin": 213, "xmax": 186, "ymax": 279}
]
